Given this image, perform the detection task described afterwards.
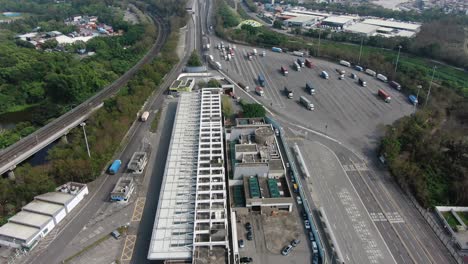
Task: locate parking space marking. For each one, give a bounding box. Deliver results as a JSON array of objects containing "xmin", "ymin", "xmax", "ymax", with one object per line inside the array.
[
  {"xmin": 131, "ymin": 197, "xmax": 145, "ymax": 222},
  {"xmin": 120, "ymin": 235, "xmax": 136, "ymax": 261},
  {"xmin": 369, "ymin": 212, "xmax": 388, "ymax": 222},
  {"xmin": 338, "ymin": 188, "xmax": 384, "ymax": 264},
  {"xmin": 385, "ymin": 212, "xmax": 405, "ymax": 224}
]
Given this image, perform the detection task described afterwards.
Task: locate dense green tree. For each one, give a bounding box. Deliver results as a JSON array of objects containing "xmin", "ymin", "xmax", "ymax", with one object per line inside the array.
[
  {"xmin": 241, "ymin": 103, "xmax": 265, "ymax": 118},
  {"xmin": 187, "ymin": 50, "xmax": 202, "ymax": 67}
]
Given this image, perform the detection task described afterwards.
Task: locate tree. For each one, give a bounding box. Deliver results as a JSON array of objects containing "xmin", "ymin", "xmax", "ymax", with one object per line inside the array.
[
  {"xmin": 187, "ymin": 50, "xmax": 202, "ymax": 67},
  {"xmin": 241, "ymin": 103, "xmax": 266, "ymax": 118},
  {"xmin": 41, "ymin": 39, "xmax": 58, "ymax": 50},
  {"xmin": 273, "ymin": 20, "xmax": 283, "ymax": 29},
  {"xmin": 207, "ymin": 79, "xmax": 221, "ymax": 87},
  {"xmin": 221, "ymin": 95, "xmax": 234, "ymax": 117}
]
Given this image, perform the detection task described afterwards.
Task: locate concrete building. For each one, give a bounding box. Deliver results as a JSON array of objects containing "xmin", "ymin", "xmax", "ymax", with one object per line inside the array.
[
  {"xmin": 170, "ymin": 78, "xmax": 195, "ymax": 93},
  {"xmin": 283, "ymin": 15, "xmax": 320, "ymax": 27},
  {"xmin": 0, "ymin": 182, "xmax": 88, "ymax": 250},
  {"xmin": 242, "ymin": 176, "xmax": 293, "ymax": 212},
  {"xmin": 110, "ymin": 177, "xmax": 135, "ymax": 202},
  {"xmin": 321, "ymin": 15, "xmax": 357, "ymax": 29},
  {"xmin": 362, "ymin": 18, "xmax": 421, "ymax": 32},
  {"xmin": 127, "ymin": 151, "xmax": 148, "ymax": 174},
  {"xmin": 435, "ymin": 206, "xmax": 468, "ymax": 253},
  {"xmin": 148, "ymin": 89, "xmax": 229, "ymax": 263},
  {"xmin": 345, "ymin": 23, "xmax": 379, "ymax": 36}
]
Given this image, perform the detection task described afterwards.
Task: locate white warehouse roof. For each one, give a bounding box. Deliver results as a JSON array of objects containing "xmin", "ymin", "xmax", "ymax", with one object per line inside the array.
[
  {"xmin": 22, "ymin": 200, "xmax": 63, "ymax": 216},
  {"xmin": 345, "ymin": 23, "xmax": 379, "ymax": 35},
  {"xmin": 362, "ymin": 19, "xmax": 421, "ymax": 31},
  {"xmin": 286, "ymin": 15, "xmax": 319, "ymax": 23},
  {"xmin": 8, "ymin": 211, "xmax": 52, "ymax": 228},
  {"xmin": 35, "ymin": 192, "xmax": 74, "ymax": 205},
  {"xmin": 323, "ymin": 16, "xmax": 356, "ymax": 25},
  {"xmin": 0, "ymin": 223, "xmax": 39, "ymax": 241}
]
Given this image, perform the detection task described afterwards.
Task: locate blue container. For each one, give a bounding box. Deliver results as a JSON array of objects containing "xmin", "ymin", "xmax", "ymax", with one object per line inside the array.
[
  {"xmin": 108, "ymin": 160, "xmax": 122, "ymax": 174},
  {"xmin": 408, "ymin": 95, "xmax": 418, "ymax": 105},
  {"xmin": 271, "ymin": 47, "xmax": 282, "ymax": 53}
]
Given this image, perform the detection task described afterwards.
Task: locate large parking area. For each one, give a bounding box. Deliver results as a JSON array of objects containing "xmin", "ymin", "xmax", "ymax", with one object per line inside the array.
[
  {"xmin": 209, "ymin": 39, "xmax": 413, "ymax": 151},
  {"xmin": 235, "ymin": 208, "xmax": 313, "ymax": 264}
]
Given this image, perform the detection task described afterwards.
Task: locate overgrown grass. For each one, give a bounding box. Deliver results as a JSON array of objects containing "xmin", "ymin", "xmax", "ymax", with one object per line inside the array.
[{"xmin": 149, "ymin": 109, "xmax": 162, "ymax": 133}]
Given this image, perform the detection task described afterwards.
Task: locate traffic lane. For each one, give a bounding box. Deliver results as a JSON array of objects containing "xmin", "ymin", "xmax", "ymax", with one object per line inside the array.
[
  {"xmin": 300, "ymin": 140, "xmax": 394, "ymax": 264},
  {"xmin": 131, "ymin": 101, "xmax": 177, "ymax": 264}
]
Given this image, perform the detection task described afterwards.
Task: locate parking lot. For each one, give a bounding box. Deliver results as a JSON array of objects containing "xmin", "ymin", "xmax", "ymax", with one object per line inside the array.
[
  {"xmin": 209, "ymin": 39, "xmax": 413, "ymax": 151},
  {"xmin": 235, "ymin": 208, "xmax": 313, "ymax": 264}
]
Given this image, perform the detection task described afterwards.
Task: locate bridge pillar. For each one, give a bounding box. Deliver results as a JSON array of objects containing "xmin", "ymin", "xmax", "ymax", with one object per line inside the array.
[
  {"xmin": 7, "ymin": 170, "xmax": 15, "ymax": 181},
  {"xmin": 61, "ymin": 134, "xmax": 68, "ymax": 144}
]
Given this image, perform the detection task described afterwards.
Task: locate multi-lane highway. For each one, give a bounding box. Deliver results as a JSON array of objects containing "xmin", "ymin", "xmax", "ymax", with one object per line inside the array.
[{"xmin": 0, "ymin": 13, "xmax": 170, "ymax": 176}]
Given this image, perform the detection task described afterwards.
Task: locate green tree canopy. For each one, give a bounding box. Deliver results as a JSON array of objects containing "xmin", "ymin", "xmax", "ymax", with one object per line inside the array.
[
  {"xmin": 241, "ymin": 103, "xmax": 265, "ymax": 118},
  {"xmin": 187, "ymin": 50, "xmax": 202, "ymax": 67}
]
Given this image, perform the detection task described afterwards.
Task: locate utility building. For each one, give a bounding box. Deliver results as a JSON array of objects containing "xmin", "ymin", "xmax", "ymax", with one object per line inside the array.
[
  {"xmin": 127, "ymin": 152, "xmax": 148, "ymax": 174},
  {"xmin": 148, "ymin": 88, "xmax": 229, "ymax": 263}
]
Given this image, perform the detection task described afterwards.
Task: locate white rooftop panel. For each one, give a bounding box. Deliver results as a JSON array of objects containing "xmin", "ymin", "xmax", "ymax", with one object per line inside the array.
[
  {"xmin": 8, "ymin": 211, "xmax": 52, "ymax": 228},
  {"xmin": 0, "ymin": 223, "xmax": 39, "ymax": 241},
  {"xmin": 22, "ymin": 200, "xmax": 64, "ymax": 216},
  {"xmin": 362, "ymin": 18, "xmax": 421, "ymax": 31},
  {"xmin": 35, "ymin": 192, "xmax": 74, "ymax": 205},
  {"xmin": 323, "ymin": 16, "xmax": 356, "ymax": 25},
  {"xmin": 346, "ymin": 23, "xmax": 379, "ymax": 34}
]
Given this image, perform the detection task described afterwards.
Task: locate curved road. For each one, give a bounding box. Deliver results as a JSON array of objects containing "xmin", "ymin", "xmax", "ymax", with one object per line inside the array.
[{"xmin": 0, "ymin": 12, "xmax": 170, "ymax": 175}]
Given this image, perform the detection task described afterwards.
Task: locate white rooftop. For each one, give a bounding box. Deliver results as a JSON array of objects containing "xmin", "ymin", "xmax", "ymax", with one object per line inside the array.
[
  {"xmin": 281, "ymin": 11, "xmax": 323, "ymax": 20},
  {"xmin": 22, "ymin": 200, "xmax": 63, "ymax": 216},
  {"xmin": 0, "ymin": 223, "xmax": 39, "ymax": 241},
  {"xmin": 362, "ymin": 18, "xmax": 421, "ymax": 31},
  {"xmin": 35, "ymin": 192, "xmax": 74, "ymax": 205},
  {"xmin": 55, "ymin": 34, "xmax": 95, "ymax": 44},
  {"xmin": 323, "ymin": 15, "xmax": 356, "ymax": 25},
  {"xmin": 286, "ymin": 15, "xmax": 320, "ymax": 23},
  {"xmin": 394, "ymin": 30, "xmax": 417, "ymax": 37},
  {"xmin": 287, "ymin": 9, "xmax": 331, "ymax": 17},
  {"xmin": 8, "ymin": 211, "xmax": 52, "ymax": 228},
  {"xmin": 345, "ymin": 23, "xmax": 379, "ymax": 34},
  {"xmin": 148, "ymin": 92, "xmax": 201, "ymax": 260}
]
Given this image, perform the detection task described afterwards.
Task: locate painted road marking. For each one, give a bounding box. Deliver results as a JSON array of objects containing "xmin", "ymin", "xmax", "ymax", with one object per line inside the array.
[
  {"xmin": 131, "ymin": 197, "xmax": 146, "ymax": 222},
  {"xmin": 121, "ymin": 235, "xmax": 136, "ymax": 261},
  {"xmin": 343, "ymin": 163, "xmax": 368, "ymax": 172},
  {"xmin": 385, "ymin": 212, "xmax": 405, "ymax": 224},
  {"xmin": 370, "ymin": 212, "xmax": 388, "ymax": 222}
]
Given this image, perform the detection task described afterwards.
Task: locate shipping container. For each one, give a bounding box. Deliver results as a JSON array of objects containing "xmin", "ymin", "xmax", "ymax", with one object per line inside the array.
[
  {"xmin": 305, "ymin": 59, "xmax": 313, "ymax": 68},
  {"xmin": 293, "ymin": 51, "xmax": 304, "ymax": 57},
  {"xmin": 258, "ymin": 74, "xmax": 265, "ymax": 86}
]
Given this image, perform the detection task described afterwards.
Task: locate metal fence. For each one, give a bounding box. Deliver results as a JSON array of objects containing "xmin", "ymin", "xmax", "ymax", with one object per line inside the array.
[{"xmin": 265, "ymin": 116, "xmax": 325, "ymax": 263}]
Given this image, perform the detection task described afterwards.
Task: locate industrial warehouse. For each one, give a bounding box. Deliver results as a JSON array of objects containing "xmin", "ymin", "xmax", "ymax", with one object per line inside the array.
[{"xmin": 148, "ymin": 88, "xmax": 229, "ymax": 263}]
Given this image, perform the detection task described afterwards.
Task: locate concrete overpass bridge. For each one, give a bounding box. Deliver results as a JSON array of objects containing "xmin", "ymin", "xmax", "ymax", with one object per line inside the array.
[{"xmin": 0, "ymin": 13, "xmax": 169, "ymax": 177}]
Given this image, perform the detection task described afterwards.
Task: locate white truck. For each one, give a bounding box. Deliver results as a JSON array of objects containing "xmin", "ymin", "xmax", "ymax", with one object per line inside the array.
[
  {"xmin": 140, "ymin": 111, "xmax": 149, "ymax": 122},
  {"xmin": 215, "ymin": 61, "xmax": 222, "ymax": 70},
  {"xmin": 300, "ymin": 96, "xmax": 314, "ymax": 110},
  {"xmin": 253, "ymin": 49, "xmax": 257, "ymax": 56},
  {"xmin": 365, "ymin": 68, "xmax": 376, "ymax": 77},
  {"xmin": 339, "ymin": 60, "xmax": 351, "ymax": 67},
  {"xmin": 293, "ymin": 51, "xmax": 304, "ymax": 57},
  {"xmin": 377, "ymin": 73, "xmax": 388, "ymax": 82}
]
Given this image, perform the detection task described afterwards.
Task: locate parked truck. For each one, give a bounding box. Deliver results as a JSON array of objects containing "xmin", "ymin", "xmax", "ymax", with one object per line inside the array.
[
  {"xmin": 305, "ymin": 59, "xmax": 313, "ymax": 68},
  {"xmin": 320, "ymin": 71, "xmax": 329, "ymax": 79},
  {"xmin": 258, "ymin": 74, "xmax": 265, "ymax": 86},
  {"xmin": 408, "ymin": 95, "xmax": 418, "ymax": 105},
  {"xmin": 294, "ymin": 61, "xmax": 301, "ymax": 71},
  {"xmin": 377, "ymin": 73, "xmax": 388, "ymax": 82},
  {"xmin": 293, "ymin": 51, "xmax": 304, "ymax": 57},
  {"xmin": 272, "ymin": 47, "xmax": 282, "ymax": 53},
  {"xmin": 256, "ymin": 86, "xmax": 264, "ymax": 96},
  {"xmin": 300, "ymin": 96, "xmax": 314, "ymax": 110},
  {"xmin": 238, "ymin": 82, "xmax": 250, "ymax": 92},
  {"xmin": 306, "ymin": 82, "xmax": 316, "ymax": 95},
  {"xmin": 253, "ymin": 49, "xmax": 257, "ymax": 56},
  {"xmin": 389, "ymin": 81, "xmax": 401, "ymax": 90},
  {"xmin": 358, "ymin": 78, "xmax": 367, "ymax": 87},
  {"xmin": 284, "ymin": 87, "xmax": 293, "ymax": 99},
  {"xmin": 108, "ymin": 159, "xmax": 122, "ymax": 175},
  {"xmin": 140, "ymin": 111, "xmax": 149, "ymax": 122},
  {"xmin": 339, "ymin": 60, "xmax": 351, "ymax": 67},
  {"xmin": 355, "ymin": 65, "xmax": 364, "ymax": 71},
  {"xmin": 378, "ymin": 89, "xmax": 391, "ymax": 103},
  {"xmin": 297, "ymin": 58, "xmax": 305, "ymax": 67},
  {"xmin": 281, "ymin": 66, "xmax": 289, "ymax": 76},
  {"xmin": 365, "ymin": 68, "xmax": 376, "ymax": 77}
]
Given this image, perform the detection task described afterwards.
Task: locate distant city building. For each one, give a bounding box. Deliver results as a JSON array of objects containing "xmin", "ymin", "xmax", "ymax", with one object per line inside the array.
[{"xmin": 0, "ymin": 182, "xmax": 88, "ymax": 250}]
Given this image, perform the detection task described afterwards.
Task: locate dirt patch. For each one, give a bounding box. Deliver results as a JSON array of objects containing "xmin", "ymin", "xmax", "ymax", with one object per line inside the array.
[{"xmin": 262, "ymin": 211, "xmax": 301, "ymax": 252}]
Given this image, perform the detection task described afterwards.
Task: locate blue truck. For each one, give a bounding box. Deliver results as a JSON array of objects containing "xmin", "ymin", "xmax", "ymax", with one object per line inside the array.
[
  {"xmin": 306, "ymin": 82, "xmax": 316, "ymax": 95},
  {"xmin": 408, "ymin": 95, "xmax": 418, "ymax": 105},
  {"xmin": 258, "ymin": 74, "xmax": 265, "ymax": 87},
  {"xmin": 272, "ymin": 47, "xmax": 282, "ymax": 53},
  {"xmin": 108, "ymin": 159, "xmax": 122, "ymax": 174}
]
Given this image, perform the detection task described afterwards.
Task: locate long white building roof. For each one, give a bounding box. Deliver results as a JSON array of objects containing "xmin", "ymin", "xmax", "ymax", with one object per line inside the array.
[
  {"xmin": 148, "ymin": 89, "xmax": 228, "ymax": 262},
  {"xmin": 362, "ymin": 18, "xmax": 421, "ymax": 31}
]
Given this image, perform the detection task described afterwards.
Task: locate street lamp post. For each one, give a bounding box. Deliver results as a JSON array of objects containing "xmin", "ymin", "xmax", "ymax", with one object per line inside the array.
[
  {"xmin": 425, "ymin": 65, "xmax": 437, "ymax": 107},
  {"xmin": 395, "ymin": 45, "xmax": 402, "ymax": 73},
  {"xmin": 317, "ymin": 28, "xmax": 322, "ymax": 57},
  {"xmin": 414, "ymin": 85, "xmax": 422, "ymax": 114},
  {"xmin": 80, "ymin": 122, "xmax": 91, "ymax": 158},
  {"xmin": 358, "ymin": 36, "xmax": 364, "ymax": 65}
]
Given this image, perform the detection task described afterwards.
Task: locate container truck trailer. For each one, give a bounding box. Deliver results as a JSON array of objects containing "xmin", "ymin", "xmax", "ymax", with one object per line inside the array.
[
  {"xmin": 300, "ymin": 96, "xmax": 314, "ymax": 110},
  {"xmin": 256, "ymin": 86, "xmax": 264, "ymax": 96},
  {"xmin": 284, "ymin": 87, "xmax": 293, "ymax": 99},
  {"xmin": 365, "ymin": 69, "xmax": 376, "ymax": 77},
  {"xmin": 238, "ymin": 82, "xmax": 249, "ymax": 92},
  {"xmin": 281, "ymin": 66, "xmax": 289, "ymax": 76},
  {"xmin": 258, "ymin": 74, "xmax": 265, "ymax": 86},
  {"xmin": 293, "ymin": 51, "xmax": 304, "ymax": 57},
  {"xmin": 378, "ymin": 89, "xmax": 391, "ymax": 103}
]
